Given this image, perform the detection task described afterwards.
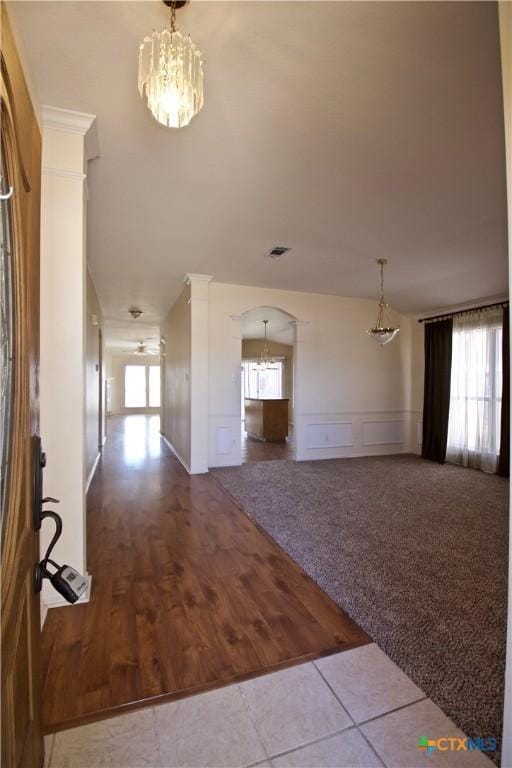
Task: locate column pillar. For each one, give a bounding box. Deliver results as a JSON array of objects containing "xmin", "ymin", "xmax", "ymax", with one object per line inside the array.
[
  {"xmin": 186, "ymin": 274, "xmax": 213, "ymax": 474},
  {"xmin": 40, "ymin": 106, "xmax": 98, "ymax": 606},
  {"xmin": 290, "ymin": 319, "xmax": 310, "ymax": 461}
]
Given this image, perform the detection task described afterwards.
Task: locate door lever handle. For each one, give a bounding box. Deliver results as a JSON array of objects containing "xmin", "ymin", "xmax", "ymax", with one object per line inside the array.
[{"xmin": 42, "ymin": 497, "xmax": 60, "ymax": 505}]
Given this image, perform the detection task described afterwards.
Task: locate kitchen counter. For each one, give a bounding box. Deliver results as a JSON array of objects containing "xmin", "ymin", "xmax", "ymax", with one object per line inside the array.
[{"xmin": 244, "ymin": 398, "xmax": 289, "ymax": 442}]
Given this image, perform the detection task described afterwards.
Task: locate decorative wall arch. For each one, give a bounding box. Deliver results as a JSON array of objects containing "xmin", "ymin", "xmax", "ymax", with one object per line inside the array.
[{"xmin": 238, "ymin": 305, "xmax": 299, "ymax": 462}]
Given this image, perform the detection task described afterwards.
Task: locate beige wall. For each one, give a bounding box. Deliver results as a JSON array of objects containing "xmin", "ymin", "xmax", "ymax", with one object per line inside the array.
[
  {"xmin": 410, "ymin": 321, "xmax": 425, "ymax": 412},
  {"xmin": 409, "ymin": 320, "xmax": 424, "ymax": 452},
  {"xmin": 85, "ymin": 271, "xmax": 104, "ymax": 481},
  {"xmin": 105, "ymin": 353, "xmax": 160, "ymax": 415},
  {"xmin": 242, "ymin": 339, "xmax": 294, "ymax": 410},
  {"xmin": 161, "ymin": 284, "xmax": 191, "ymax": 469},
  {"xmin": 208, "ymin": 282, "xmax": 419, "ymax": 466}
]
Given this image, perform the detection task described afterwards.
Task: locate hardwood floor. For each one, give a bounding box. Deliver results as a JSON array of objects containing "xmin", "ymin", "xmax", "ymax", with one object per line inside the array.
[
  {"xmin": 242, "ymin": 423, "xmax": 294, "ymax": 463},
  {"xmin": 41, "ymin": 415, "xmax": 368, "ymax": 732}
]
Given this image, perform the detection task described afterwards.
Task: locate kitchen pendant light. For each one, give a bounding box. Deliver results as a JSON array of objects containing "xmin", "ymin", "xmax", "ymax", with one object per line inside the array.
[
  {"xmin": 256, "ymin": 321, "xmax": 277, "ymax": 369},
  {"xmin": 366, "ymin": 259, "xmax": 400, "ymax": 346},
  {"xmin": 138, "ymin": 0, "xmax": 204, "ymax": 129}
]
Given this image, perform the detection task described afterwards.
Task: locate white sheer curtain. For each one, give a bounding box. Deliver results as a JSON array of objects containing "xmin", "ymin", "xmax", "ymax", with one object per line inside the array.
[
  {"xmin": 241, "ymin": 360, "xmax": 284, "ymax": 399},
  {"xmin": 446, "ymin": 308, "xmax": 503, "ymax": 473}
]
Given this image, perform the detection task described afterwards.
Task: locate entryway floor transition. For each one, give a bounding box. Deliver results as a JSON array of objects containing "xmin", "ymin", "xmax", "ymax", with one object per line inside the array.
[
  {"xmin": 41, "ymin": 416, "xmax": 367, "ymax": 733},
  {"xmin": 213, "ymin": 452, "xmax": 509, "ymax": 765},
  {"xmin": 44, "ymin": 643, "xmax": 493, "ymax": 768}
]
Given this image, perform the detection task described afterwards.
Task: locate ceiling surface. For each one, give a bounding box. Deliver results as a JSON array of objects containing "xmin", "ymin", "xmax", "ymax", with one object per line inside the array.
[
  {"xmin": 242, "ymin": 307, "xmax": 295, "ymax": 343},
  {"xmin": 102, "ymin": 320, "xmax": 161, "ymax": 353},
  {"xmin": 9, "ymin": 1, "xmax": 508, "ymax": 341}
]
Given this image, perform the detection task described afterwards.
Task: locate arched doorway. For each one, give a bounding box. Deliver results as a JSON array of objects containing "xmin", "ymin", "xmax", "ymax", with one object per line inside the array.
[{"xmin": 240, "ymin": 306, "xmax": 296, "ymax": 463}]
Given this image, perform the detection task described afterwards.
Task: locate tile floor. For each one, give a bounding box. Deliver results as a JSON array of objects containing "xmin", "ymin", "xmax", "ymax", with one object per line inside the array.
[{"xmin": 44, "ymin": 644, "xmax": 494, "ymax": 768}]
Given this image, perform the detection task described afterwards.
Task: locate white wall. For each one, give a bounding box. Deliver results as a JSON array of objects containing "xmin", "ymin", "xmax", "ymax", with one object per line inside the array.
[
  {"xmin": 208, "ymin": 282, "xmax": 420, "ymax": 468},
  {"xmin": 40, "ymin": 106, "xmax": 97, "ymax": 609},
  {"xmin": 499, "ymin": 3, "xmax": 511, "ymax": 766}
]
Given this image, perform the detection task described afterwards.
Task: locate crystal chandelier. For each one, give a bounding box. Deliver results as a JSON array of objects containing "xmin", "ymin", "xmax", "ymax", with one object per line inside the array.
[
  {"xmin": 256, "ymin": 321, "xmax": 277, "ymax": 369},
  {"xmin": 138, "ymin": 0, "xmax": 204, "ymax": 129},
  {"xmin": 366, "ymin": 259, "xmax": 400, "ymax": 346}
]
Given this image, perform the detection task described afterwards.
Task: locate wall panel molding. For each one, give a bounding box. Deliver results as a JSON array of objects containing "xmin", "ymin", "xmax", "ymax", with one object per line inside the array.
[
  {"xmin": 362, "ymin": 419, "xmax": 404, "ymax": 446},
  {"xmin": 295, "ymin": 410, "xmax": 415, "ymax": 462},
  {"xmin": 305, "ymin": 422, "xmax": 353, "ymax": 449},
  {"xmin": 208, "ymin": 415, "xmax": 242, "ymax": 467},
  {"xmin": 215, "ymin": 426, "xmax": 233, "ymax": 455},
  {"xmin": 208, "ymin": 410, "xmax": 420, "ymax": 468}
]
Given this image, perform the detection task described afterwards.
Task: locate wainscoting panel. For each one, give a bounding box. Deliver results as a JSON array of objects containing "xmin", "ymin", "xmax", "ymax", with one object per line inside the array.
[
  {"xmin": 209, "ymin": 411, "xmax": 420, "ymax": 466},
  {"xmin": 295, "ymin": 412, "xmax": 417, "ymax": 462},
  {"xmin": 362, "ymin": 419, "xmax": 404, "ymax": 446},
  {"xmin": 305, "ymin": 422, "xmax": 353, "ymax": 450},
  {"xmin": 209, "ymin": 415, "xmax": 242, "ymax": 467},
  {"xmin": 215, "ymin": 426, "xmax": 233, "ymax": 455}
]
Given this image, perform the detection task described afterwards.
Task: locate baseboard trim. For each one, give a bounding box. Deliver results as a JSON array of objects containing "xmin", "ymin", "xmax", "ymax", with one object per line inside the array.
[
  {"xmin": 295, "ymin": 447, "xmax": 413, "ymax": 462},
  {"xmin": 161, "ymin": 434, "xmax": 192, "ymax": 474},
  {"xmin": 45, "ymin": 572, "xmax": 92, "ymax": 610},
  {"xmin": 85, "ymin": 452, "xmax": 101, "ymax": 493}
]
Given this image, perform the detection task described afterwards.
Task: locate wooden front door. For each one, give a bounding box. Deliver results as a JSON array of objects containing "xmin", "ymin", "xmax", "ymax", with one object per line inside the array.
[{"xmin": 1, "ymin": 6, "xmax": 44, "ymax": 768}]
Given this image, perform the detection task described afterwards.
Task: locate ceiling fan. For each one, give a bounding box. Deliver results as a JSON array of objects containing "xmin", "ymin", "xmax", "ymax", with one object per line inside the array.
[{"xmin": 124, "ymin": 341, "xmax": 159, "ymax": 356}]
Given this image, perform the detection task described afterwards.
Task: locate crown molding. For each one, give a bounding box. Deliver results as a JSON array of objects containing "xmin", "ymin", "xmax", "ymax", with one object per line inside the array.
[
  {"xmin": 184, "ymin": 274, "xmax": 214, "ymax": 285},
  {"xmin": 413, "ymin": 293, "xmax": 509, "ymax": 322},
  {"xmin": 42, "ymin": 105, "xmax": 95, "ymax": 135},
  {"xmin": 42, "ymin": 106, "xmax": 100, "ymax": 161}
]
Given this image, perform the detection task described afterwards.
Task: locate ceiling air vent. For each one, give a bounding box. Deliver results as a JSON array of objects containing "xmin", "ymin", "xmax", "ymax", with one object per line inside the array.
[{"xmin": 265, "ymin": 246, "xmax": 291, "ymax": 259}]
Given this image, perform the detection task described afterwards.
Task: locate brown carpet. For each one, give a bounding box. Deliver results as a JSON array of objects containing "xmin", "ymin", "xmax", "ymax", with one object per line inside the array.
[{"xmin": 213, "ymin": 454, "xmax": 509, "ymax": 763}]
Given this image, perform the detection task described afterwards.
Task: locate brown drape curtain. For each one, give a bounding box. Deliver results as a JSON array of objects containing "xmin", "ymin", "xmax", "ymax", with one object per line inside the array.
[
  {"xmin": 422, "ymin": 318, "xmax": 453, "ymax": 463},
  {"xmin": 498, "ymin": 306, "xmax": 509, "ymax": 477}
]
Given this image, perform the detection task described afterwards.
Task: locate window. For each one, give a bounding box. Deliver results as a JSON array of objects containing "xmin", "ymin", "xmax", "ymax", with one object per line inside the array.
[
  {"xmin": 125, "ymin": 366, "xmax": 147, "ymax": 408},
  {"xmin": 124, "ymin": 364, "xmax": 160, "ymax": 408},
  {"xmin": 242, "ymin": 360, "xmax": 284, "ymax": 400},
  {"xmin": 447, "ymin": 309, "xmax": 502, "ymax": 473}
]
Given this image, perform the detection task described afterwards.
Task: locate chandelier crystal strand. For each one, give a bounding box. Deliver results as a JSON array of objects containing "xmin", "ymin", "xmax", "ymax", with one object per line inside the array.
[
  {"xmin": 366, "ymin": 259, "xmax": 400, "ymax": 346},
  {"xmin": 138, "ymin": 2, "xmax": 204, "ymax": 129},
  {"xmin": 256, "ymin": 321, "xmax": 277, "ymax": 369}
]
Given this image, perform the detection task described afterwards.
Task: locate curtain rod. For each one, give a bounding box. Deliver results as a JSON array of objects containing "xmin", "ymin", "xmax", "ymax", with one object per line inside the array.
[{"xmin": 418, "ymin": 300, "xmax": 509, "ymax": 324}]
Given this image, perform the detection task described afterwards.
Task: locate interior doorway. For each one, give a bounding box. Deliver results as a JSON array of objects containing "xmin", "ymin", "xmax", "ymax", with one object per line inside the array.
[{"xmin": 240, "ymin": 307, "xmax": 295, "ymax": 463}]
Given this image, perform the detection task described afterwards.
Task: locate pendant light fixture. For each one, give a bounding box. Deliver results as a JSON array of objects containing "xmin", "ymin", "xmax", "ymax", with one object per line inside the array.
[
  {"xmin": 256, "ymin": 321, "xmax": 277, "ymax": 369},
  {"xmin": 366, "ymin": 259, "xmax": 400, "ymax": 346},
  {"xmin": 138, "ymin": 0, "xmax": 204, "ymax": 129}
]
